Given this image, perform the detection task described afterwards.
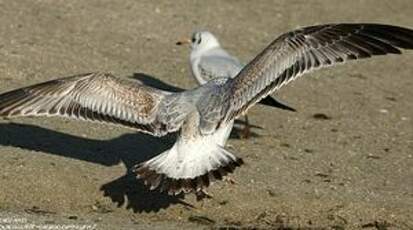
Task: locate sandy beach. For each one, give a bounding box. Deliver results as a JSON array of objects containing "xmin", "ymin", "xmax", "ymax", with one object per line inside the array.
[{"xmin": 0, "ymin": 0, "xmax": 412, "ymax": 229}]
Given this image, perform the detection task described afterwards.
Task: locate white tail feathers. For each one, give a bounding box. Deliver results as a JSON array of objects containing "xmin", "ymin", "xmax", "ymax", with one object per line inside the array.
[{"xmin": 133, "ymin": 143, "xmax": 243, "ymax": 195}]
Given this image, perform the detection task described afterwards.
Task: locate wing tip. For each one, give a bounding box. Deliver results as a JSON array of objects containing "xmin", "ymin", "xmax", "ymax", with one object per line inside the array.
[{"xmin": 258, "ymin": 96, "xmax": 296, "ymax": 112}]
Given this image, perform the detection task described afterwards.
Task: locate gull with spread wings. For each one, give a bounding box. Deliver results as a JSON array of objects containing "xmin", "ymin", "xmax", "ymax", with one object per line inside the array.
[
  {"xmin": 176, "ymin": 30, "xmax": 296, "ymax": 138},
  {"xmin": 1, "ymin": 24, "xmax": 413, "ymax": 195}
]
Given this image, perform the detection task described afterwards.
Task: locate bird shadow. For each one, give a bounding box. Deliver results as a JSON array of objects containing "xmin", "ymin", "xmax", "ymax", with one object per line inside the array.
[
  {"xmin": 131, "ymin": 72, "xmax": 184, "ymax": 92},
  {"xmin": 0, "ymin": 122, "xmax": 193, "ymax": 213}
]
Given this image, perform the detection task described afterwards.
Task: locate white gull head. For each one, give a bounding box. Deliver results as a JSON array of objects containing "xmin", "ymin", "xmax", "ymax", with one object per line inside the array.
[{"xmin": 190, "ymin": 31, "xmax": 221, "ymax": 57}]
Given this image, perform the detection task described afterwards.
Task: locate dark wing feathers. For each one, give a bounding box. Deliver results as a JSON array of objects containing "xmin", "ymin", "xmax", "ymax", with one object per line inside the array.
[
  {"xmin": 225, "ymin": 24, "xmax": 413, "ymax": 120},
  {"xmin": 258, "ymin": 96, "xmax": 296, "ymax": 112},
  {"xmin": 0, "ymin": 72, "xmax": 183, "ymax": 136}
]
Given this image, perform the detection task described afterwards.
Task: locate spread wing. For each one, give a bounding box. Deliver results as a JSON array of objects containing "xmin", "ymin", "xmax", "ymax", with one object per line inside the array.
[
  {"xmin": 225, "ymin": 23, "xmax": 413, "ymax": 120},
  {"xmin": 0, "ymin": 72, "xmax": 189, "ymax": 136}
]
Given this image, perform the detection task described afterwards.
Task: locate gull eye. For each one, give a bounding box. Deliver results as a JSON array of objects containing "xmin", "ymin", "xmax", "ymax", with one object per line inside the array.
[{"xmin": 191, "ymin": 37, "xmax": 196, "ymax": 43}]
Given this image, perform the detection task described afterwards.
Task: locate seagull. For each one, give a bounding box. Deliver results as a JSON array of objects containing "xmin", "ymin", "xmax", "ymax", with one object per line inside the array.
[
  {"xmin": 176, "ymin": 30, "xmax": 296, "ymax": 138},
  {"xmin": 0, "ymin": 24, "xmax": 412, "ymax": 196}
]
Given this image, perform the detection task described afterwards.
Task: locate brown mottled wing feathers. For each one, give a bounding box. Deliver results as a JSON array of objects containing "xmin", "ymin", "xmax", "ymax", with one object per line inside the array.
[
  {"xmin": 226, "ymin": 24, "xmax": 413, "ymax": 120},
  {"xmin": 0, "ymin": 72, "xmax": 182, "ymax": 136}
]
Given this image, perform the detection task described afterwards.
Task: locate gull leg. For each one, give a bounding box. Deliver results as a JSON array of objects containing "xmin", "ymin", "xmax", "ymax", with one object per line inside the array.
[{"xmin": 239, "ymin": 115, "xmax": 251, "ymax": 139}]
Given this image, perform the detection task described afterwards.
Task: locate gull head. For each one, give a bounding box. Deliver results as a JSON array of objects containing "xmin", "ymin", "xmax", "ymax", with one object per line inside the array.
[{"xmin": 176, "ymin": 31, "xmax": 220, "ymax": 53}]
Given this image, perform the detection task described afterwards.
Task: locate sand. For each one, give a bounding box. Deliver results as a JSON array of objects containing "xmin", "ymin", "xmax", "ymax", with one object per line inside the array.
[{"xmin": 0, "ymin": 0, "xmax": 412, "ymax": 229}]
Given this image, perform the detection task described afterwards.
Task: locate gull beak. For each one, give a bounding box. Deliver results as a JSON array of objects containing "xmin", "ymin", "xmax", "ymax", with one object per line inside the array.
[{"xmin": 176, "ymin": 38, "xmax": 191, "ymax": 46}]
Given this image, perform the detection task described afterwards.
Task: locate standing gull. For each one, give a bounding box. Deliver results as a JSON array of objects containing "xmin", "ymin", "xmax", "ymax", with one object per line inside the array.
[
  {"xmin": 0, "ymin": 24, "xmax": 413, "ymax": 195},
  {"xmin": 177, "ymin": 30, "xmax": 296, "ymax": 138}
]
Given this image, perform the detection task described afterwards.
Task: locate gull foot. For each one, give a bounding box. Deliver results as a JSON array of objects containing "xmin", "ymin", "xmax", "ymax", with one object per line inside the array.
[
  {"xmin": 195, "ymin": 189, "xmax": 213, "ymax": 201},
  {"xmin": 223, "ymin": 176, "xmax": 237, "ymax": 185}
]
